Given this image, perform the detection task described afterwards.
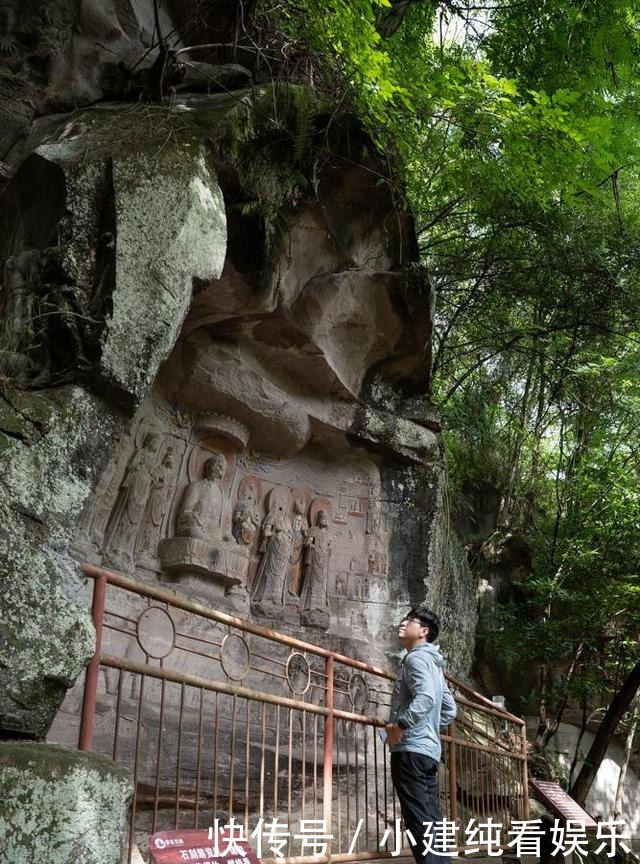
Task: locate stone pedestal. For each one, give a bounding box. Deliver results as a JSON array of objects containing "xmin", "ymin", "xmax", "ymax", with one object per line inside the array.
[
  {"xmin": 301, "ymin": 607, "xmax": 331, "ymax": 630},
  {"xmin": 159, "ymin": 535, "xmax": 251, "ymax": 613},
  {"xmin": 0, "ymin": 742, "xmax": 132, "ymax": 864},
  {"xmin": 159, "ymin": 535, "xmax": 249, "ymax": 584}
]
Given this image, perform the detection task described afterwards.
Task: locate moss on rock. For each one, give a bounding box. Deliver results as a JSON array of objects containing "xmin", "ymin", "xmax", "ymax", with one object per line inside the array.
[{"xmin": 0, "ymin": 742, "xmax": 132, "ymax": 864}]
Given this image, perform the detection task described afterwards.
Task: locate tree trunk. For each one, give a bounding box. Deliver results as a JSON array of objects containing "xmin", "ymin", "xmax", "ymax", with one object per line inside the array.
[
  {"xmin": 613, "ymin": 696, "xmax": 638, "ymax": 820},
  {"xmin": 535, "ymin": 642, "xmax": 585, "ymax": 750},
  {"xmin": 569, "ymin": 693, "xmax": 588, "ymax": 787},
  {"xmin": 570, "ymin": 658, "xmax": 640, "ymax": 806}
]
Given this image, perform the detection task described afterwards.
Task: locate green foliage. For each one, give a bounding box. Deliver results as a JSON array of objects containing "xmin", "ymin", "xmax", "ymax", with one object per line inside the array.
[
  {"xmin": 258, "ymin": 0, "xmax": 640, "ymax": 208},
  {"xmin": 528, "ymin": 746, "xmax": 571, "ymax": 786},
  {"xmin": 212, "ymin": 84, "xmax": 327, "ymax": 253},
  {"xmin": 435, "ymin": 190, "xmax": 640, "ymax": 718}
]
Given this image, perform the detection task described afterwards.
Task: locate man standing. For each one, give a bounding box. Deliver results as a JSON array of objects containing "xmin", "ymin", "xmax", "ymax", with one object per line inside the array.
[{"xmin": 386, "ymin": 607, "xmax": 457, "ymax": 864}]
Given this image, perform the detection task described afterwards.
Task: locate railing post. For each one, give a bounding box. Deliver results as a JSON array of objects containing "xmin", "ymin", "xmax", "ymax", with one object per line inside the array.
[
  {"xmin": 448, "ymin": 720, "xmax": 457, "ymax": 825},
  {"xmin": 78, "ymin": 572, "xmax": 107, "ymax": 751},
  {"xmin": 520, "ymin": 721, "xmax": 530, "ymax": 820},
  {"xmin": 323, "ymin": 655, "xmax": 334, "ymax": 860}
]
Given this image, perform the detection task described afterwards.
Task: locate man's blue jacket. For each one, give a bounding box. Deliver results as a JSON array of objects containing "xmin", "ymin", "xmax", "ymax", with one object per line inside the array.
[{"xmin": 388, "ymin": 641, "xmax": 457, "ymax": 761}]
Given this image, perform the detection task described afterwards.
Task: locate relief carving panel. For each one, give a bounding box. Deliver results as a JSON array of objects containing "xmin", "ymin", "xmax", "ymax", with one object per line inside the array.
[{"xmin": 73, "ymin": 404, "xmax": 396, "ymax": 641}]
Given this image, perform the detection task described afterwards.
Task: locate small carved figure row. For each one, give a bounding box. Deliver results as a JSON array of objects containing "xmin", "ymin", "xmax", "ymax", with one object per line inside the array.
[{"xmin": 334, "ymin": 572, "xmax": 389, "ymax": 601}]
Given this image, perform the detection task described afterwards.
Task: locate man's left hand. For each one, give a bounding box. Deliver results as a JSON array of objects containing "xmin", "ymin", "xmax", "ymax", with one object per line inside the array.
[{"xmin": 385, "ymin": 723, "xmax": 404, "ymax": 746}]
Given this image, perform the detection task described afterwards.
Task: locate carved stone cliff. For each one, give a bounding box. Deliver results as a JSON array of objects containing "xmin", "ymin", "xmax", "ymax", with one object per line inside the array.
[{"xmin": 0, "ymin": 0, "xmax": 476, "ymax": 743}]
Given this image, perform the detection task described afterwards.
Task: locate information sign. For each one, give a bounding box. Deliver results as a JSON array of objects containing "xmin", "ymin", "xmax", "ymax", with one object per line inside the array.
[
  {"xmin": 529, "ymin": 779, "xmax": 598, "ymax": 830},
  {"xmin": 149, "ymin": 827, "xmax": 261, "ymax": 864}
]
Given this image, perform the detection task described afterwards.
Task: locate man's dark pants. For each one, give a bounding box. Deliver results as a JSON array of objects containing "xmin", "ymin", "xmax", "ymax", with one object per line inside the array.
[{"xmin": 390, "ymin": 751, "xmax": 449, "ymax": 864}]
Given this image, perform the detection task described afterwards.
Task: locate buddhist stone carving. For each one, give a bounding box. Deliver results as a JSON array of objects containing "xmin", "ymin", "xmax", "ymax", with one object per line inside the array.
[
  {"xmin": 354, "ymin": 575, "xmax": 368, "ymax": 600},
  {"xmin": 232, "ymin": 477, "xmax": 261, "ymax": 548},
  {"xmin": 159, "ymin": 450, "xmax": 250, "ymax": 604},
  {"xmin": 103, "ymin": 432, "xmax": 161, "ymax": 572},
  {"xmin": 135, "ymin": 446, "xmax": 176, "ymax": 568},
  {"xmin": 176, "ymin": 453, "xmax": 227, "ymax": 541},
  {"xmin": 287, "ymin": 492, "xmax": 309, "ymax": 598},
  {"xmin": 300, "ymin": 509, "xmax": 331, "ymax": 630},
  {"xmin": 251, "ymin": 489, "xmax": 293, "ymax": 614}
]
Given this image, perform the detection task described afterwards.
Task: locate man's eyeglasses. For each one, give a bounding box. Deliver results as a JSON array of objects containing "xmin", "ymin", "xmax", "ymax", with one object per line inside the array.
[{"xmin": 400, "ymin": 614, "xmax": 427, "ymax": 627}]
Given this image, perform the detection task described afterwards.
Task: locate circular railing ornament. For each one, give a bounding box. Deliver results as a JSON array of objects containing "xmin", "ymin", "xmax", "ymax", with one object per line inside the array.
[
  {"xmin": 286, "ymin": 651, "xmax": 311, "ymax": 695},
  {"xmin": 221, "ymin": 632, "xmax": 251, "ymax": 680},
  {"xmin": 136, "ymin": 606, "xmax": 176, "ymax": 659}
]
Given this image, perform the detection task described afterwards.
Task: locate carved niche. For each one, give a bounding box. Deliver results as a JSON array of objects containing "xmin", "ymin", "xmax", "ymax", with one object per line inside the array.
[
  {"xmin": 74, "ymin": 408, "xmax": 396, "ymax": 638},
  {"xmin": 159, "ymin": 440, "xmax": 251, "ymax": 606},
  {"xmin": 74, "ymin": 409, "xmax": 257, "ymax": 613}
]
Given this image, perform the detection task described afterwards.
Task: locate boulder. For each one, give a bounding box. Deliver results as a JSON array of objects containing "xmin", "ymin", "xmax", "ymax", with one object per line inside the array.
[{"xmin": 0, "ymin": 742, "xmax": 132, "ymax": 864}]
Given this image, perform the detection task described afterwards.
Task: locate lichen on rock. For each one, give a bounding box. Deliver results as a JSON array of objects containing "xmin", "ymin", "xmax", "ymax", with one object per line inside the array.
[
  {"xmin": 104, "ymin": 148, "xmax": 226, "ymax": 403},
  {"xmin": 0, "ymin": 385, "xmax": 122, "ymax": 738},
  {"xmin": 0, "ymin": 742, "xmax": 132, "ymax": 864}
]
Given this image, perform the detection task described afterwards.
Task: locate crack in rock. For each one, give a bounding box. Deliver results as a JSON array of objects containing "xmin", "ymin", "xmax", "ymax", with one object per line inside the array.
[{"xmin": 0, "ymin": 391, "xmax": 45, "ymax": 436}]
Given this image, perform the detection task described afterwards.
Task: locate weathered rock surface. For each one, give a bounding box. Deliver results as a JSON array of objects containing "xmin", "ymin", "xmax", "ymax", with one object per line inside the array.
[
  {"xmin": 0, "ymin": 742, "xmax": 132, "ymax": 864},
  {"xmin": 0, "ymin": 140, "xmax": 226, "ymax": 402},
  {"xmin": 0, "ymin": 385, "xmax": 118, "ymax": 738},
  {"xmin": 106, "ymin": 150, "xmax": 226, "ymax": 401}
]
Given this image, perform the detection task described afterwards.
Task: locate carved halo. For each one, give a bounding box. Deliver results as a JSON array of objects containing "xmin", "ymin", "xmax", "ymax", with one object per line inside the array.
[
  {"xmin": 187, "ymin": 438, "xmax": 235, "ymax": 487},
  {"xmin": 309, "ymin": 497, "xmax": 333, "ymax": 526},
  {"xmin": 265, "ymin": 486, "xmax": 292, "ymax": 515},
  {"xmin": 237, "ymin": 475, "xmax": 263, "ymax": 507},
  {"xmin": 133, "ymin": 421, "xmax": 162, "ymax": 453},
  {"xmin": 132, "ymin": 401, "xmax": 170, "ymax": 451},
  {"xmin": 290, "ymin": 486, "xmax": 311, "ymax": 515},
  {"xmin": 156, "ymin": 437, "xmax": 179, "ymax": 467}
]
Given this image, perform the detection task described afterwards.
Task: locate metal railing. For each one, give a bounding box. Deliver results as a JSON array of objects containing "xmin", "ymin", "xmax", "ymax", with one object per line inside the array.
[{"xmin": 74, "ymin": 564, "xmax": 528, "ymax": 862}]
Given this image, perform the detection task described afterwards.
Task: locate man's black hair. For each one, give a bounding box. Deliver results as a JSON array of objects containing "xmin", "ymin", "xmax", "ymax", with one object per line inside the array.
[{"xmin": 408, "ymin": 607, "xmax": 440, "ymax": 643}]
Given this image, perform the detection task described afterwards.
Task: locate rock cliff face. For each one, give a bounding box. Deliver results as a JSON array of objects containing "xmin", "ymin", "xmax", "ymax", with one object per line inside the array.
[{"xmin": 0, "ymin": 0, "xmax": 476, "ymax": 743}]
